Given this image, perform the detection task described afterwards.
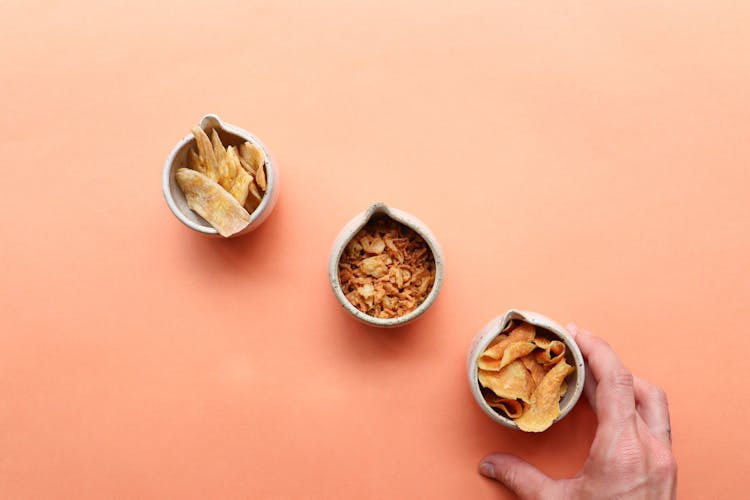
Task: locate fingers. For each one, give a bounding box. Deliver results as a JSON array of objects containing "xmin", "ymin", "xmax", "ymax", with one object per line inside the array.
[
  {"xmin": 634, "ymin": 375, "xmax": 672, "ymax": 446},
  {"xmin": 567, "ymin": 323, "xmax": 636, "ymax": 427},
  {"xmin": 567, "ymin": 323, "xmax": 598, "ymax": 411},
  {"xmin": 479, "ymin": 453, "xmax": 553, "ymax": 499}
]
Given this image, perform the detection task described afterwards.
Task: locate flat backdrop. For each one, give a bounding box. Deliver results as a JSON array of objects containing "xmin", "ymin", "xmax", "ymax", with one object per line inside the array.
[{"xmin": 1, "ymin": 1, "xmax": 748, "ymax": 498}]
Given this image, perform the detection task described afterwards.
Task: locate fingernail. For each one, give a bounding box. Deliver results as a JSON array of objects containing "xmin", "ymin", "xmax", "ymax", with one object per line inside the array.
[{"xmin": 479, "ymin": 461, "xmax": 495, "ymax": 478}]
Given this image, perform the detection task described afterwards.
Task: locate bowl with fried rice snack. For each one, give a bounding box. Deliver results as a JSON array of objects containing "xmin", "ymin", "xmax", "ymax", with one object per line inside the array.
[
  {"xmin": 163, "ymin": 114, "xmax": 278, "ymax": 238},
  {"xmin": 467, "ymin": 309, "xmax": 585, "ymax": 431},
  {"xmin": 329, "ymin": 202, "xmax": 444, "ymax": 327}
]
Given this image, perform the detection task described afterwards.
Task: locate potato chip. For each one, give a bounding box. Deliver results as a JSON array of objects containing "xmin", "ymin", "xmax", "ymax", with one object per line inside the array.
[
  {"xmin": 478, "ymin": 323, "xmax": 536, "ymax": 371},
  {"xmin": 498, "ymin": 341, "xmax": 537, "ymax": 371},
  {"xmin": 520, "ymin": 353, "xmax": 547, "ymax": 388},
  {"xmin": 515, "ymin": 359, "xmax": 574, "ymax": 432},
  {"xmin": 175, "ymin": 168, "xmax": 250, "ymax": 237},
  {"xmin": 533, "ymin": 337, "xmax": 551, "ymax": 349},
  {"xmin": 535, "ymin": 340, "xmax": 566, "ymax": 366},
  {"xmin": 559, "ymin": 379, "xmax": 568, "ymax": 397},
  {"xmin": 482, "ymin": 390, "xmax": 525, "ymax": 419},
  {"xmin": 478, "ymin": 360, "xmax": 534, "ymax": 403}
]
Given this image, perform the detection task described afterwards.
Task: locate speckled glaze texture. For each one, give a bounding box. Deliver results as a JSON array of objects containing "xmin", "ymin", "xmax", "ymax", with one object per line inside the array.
[
  {"xmin": 467, "ymin": 309, "xmax": 586, "ymax": 430},
  {"xmin": 328, "ymin": 202, "xmax": 445, "ymax": 328},
  {"xmin": 162, "ymin": 114, "xmax": 279, "ymax": 238}
]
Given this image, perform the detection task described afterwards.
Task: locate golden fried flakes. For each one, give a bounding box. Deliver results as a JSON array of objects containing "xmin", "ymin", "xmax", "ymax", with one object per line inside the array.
[
  {"xmin": 338, "ymin": 217, "xmax": 436, "ymax": 319},
  {"xmin": 477, "ymin": 322, "xmax": 574, "ymax": 432},
  {"xmin": 178, "ymin": 124, "xmax": 269, "ymax": 237}
]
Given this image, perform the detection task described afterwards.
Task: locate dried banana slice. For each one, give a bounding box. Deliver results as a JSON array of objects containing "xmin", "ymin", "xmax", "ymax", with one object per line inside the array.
[
  {"xmin": 191, "ymin": 127, "xmax": 219, "ymax": 182},
  {"xmin": 255, "ymin": 162, "xmax": 267, "ymax": 192},
  {"xmin": 226, "ymin": 146, "xmax": 252, "ymax": 206},
  {"xmin": 239, "ymin": 141, "xmax": 264, "ymax": 174},
  {"xmin": 175, "ymin": 168, "xmax": 250, "ymax": 237}
]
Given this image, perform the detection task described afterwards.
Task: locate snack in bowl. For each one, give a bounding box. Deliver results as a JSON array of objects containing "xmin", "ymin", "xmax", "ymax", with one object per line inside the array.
[
  {"xmin": 337, "ymin": 217, "xmax": 436, "ymax": 319},
  {"xmin": 174, "ymin": 125, "xmax": 268, "ymax": 237},
  {"xmin": 477, "ymin": 321, "xmax": 575, "ymax": 432}
]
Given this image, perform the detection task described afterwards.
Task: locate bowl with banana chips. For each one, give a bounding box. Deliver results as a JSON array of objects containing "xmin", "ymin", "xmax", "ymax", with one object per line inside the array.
[{"xmin": 163, "ymin": 114, "xmax": 278, "ymax": 238}]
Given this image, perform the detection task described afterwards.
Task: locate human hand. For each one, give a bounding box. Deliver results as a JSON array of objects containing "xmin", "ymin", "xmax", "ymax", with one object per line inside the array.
[{"xmin": 478, "ymin": 323, "xmax": 677, "ymax": 499}]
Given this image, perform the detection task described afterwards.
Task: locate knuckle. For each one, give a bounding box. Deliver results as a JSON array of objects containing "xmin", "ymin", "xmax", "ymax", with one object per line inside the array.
[
  {"xmin": 611, "ymin": 367, "xmax": 634, "ymax": 389},
  {"xmin": 653, "ymin": 451, "xmax": 678, "ymax": 478}
]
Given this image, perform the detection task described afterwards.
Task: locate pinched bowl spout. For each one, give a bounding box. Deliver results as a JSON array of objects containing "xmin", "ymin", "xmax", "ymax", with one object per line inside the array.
[
  {"xmin": 328, "ymin": 202, "xmax": 445, "ymax": 327},
  {"xmin": 162, "ymin": 113, "xmax": 279, "ymax": 238}
]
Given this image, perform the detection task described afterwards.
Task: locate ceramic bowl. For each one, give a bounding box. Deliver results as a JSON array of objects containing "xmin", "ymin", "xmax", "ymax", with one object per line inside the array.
[
  {"xmin": 328, "ymin": 202, "xmax": 445, "ymax": 327},
  {"xmin": 162, "ymin": 114, "xmax": 279, "ymax": 237},
  {"xmin": 467, "ymin": 309, "xmax": 585, "ymax": 430}
]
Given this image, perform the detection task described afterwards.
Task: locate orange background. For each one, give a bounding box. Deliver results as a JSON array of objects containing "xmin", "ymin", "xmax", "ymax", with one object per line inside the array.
[{"xmin": 1, "ymin": 1, "xmax": 748, "ymax": 498}]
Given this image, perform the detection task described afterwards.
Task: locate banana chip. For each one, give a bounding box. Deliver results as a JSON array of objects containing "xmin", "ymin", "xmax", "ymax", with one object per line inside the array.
[
  {"xmin": 477, "ymin": 322, "xmax": 575, "ymax": 431},
  {"xmin": 179, "ymin": 124, "xmax": 268, "ymax": 233},
  {"xmin": 175, "ymin": 168, "xmax": 250, "ymax": 237}
]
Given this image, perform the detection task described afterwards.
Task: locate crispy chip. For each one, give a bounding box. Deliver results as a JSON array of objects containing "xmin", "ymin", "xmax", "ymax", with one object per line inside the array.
[
  {"xmin": 478, "ymin": 322, "xmax": 576, "ymax": 431},
  {"xmin": 533, "ymin": 337, "xmax": 551, "ymax": 349},
  {"xmin": 535, "ymin": 340, "xmax": 566, "ymax": 366},
  {"xmin": 478, "ymin": 323, "xmax": 536, "ymax": 371},
  {"xmin": 515, "ymin": 359, "xmax": 574, "ymax": 432},
  {"xmin": 520, "ymin": 353, "xmax": 547, "ymax": 388},
  {"xmin": 498, "ymin": 341, "xmax": 537, "ymax": 371},
  {"xmin": 175, "ymin": 168, "xmax": 250, "ymax": 237},
  {"xmin": 256, "ymin": 163, "xmax": 267, "ymax": 192},
  {"xmin": 478, "ymin": 361, "xmax": 534, "ymax": 403},
  {"xmin": 188, "ymin": 148, "xmax": 205, "ymax": 175},
  {"xmin": 482, "ymin": 389, "xmax": 525, "ymax": 419},
  {"xmin": 239, "ymin": 141, "xmax": 264, "ymax": 174},
  {"xmin": 191, "ymin": 127, "xmax": 218, "ymax": 181},
  {"xmin": 210, "ymin": 129, "xmax": 230, "ymax": 187}
]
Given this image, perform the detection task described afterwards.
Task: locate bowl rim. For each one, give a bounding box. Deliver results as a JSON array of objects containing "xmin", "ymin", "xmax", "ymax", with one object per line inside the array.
[
  {"xmin": 328, "ymin": 202, "xmax": 445, "ymax": 328},
  {"xmin": 162, "ymin": 114, "xmax": 277, "ymax": 236},
  {"xmin": 467, "ymin": 309, "xmax": 586, "ymax": 430}
]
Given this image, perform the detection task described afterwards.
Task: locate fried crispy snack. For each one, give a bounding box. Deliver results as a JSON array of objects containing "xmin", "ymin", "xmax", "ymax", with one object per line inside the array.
[
  {"xmin": 535, "ymin": 340, "xmax": 566, "ymax": 366},
  {"xmin": 482, "ymin": 389, "xmax": 525, "ymax": 418},
  {"xmin": 515, "ymin": 359, "xmax": 574, "ymax": 432},
  {"xmin": 477, "ymin": 322, "xmax": 575, "ymax": 430},
  {"xmin": 175, "ymin": 168, "xmax": 250, "ymax": 237},
  {"xmin": 239, "ymin": 141, "xmax": 264, "ymax": 174},
  {"xmin": 182, "ymin": 127, "xmax": 267, "ymax": 222},
  {"xmin": 338, "ymin": 217, "xmax": 436, "ymax": 319},
  {"xmin": 191, "ymin": 127, "xmax": 218, "ymax": 181},
  {"xmin": 520, "ymin": 352, "xmax": 547, "ymax": 388},
  {"xmin": 478, "ymin": 323, "xmax": 536, "ymax": 371},
  {"xmin": 478, "ymin": 360, "xmax": 534, "ymax": 403}
]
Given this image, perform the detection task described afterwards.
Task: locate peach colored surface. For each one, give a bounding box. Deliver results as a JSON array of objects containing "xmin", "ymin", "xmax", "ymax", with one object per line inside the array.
[{"xmin": 1, "ymin": 1, "xmax": 748, "ymax": 498}]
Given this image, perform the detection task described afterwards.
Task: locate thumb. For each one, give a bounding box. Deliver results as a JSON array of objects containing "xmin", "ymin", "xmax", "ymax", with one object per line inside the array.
[{"xmin": 479, "ymin": 453, "xmax": 552, "ymax": 499}]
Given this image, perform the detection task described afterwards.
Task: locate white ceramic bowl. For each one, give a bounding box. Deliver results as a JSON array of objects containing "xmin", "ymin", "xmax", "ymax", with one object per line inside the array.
[
  {"xmin": 328, "ymin": 202, "xmax": 445, "ymax": 327},
  {"xmin": 162, "ymin": 114, "xmax": 279, "ymax": 237},
  {"xmin": 467, "ymin": 309, "xmax": 585, "ymax": 430}
]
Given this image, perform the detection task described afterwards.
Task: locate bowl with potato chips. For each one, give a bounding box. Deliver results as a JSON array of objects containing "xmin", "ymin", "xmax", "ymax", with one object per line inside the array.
[
  {"xmin": 162, "ymin": 114, "xmax": 278, "ymax": 238},
  {"xmin": 467, "ymin": 310, "xmax": 585, "ymax": 432},
  {"xmin": 329, "ymin": 202, "xmax": 444, "ymax": 327}
]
